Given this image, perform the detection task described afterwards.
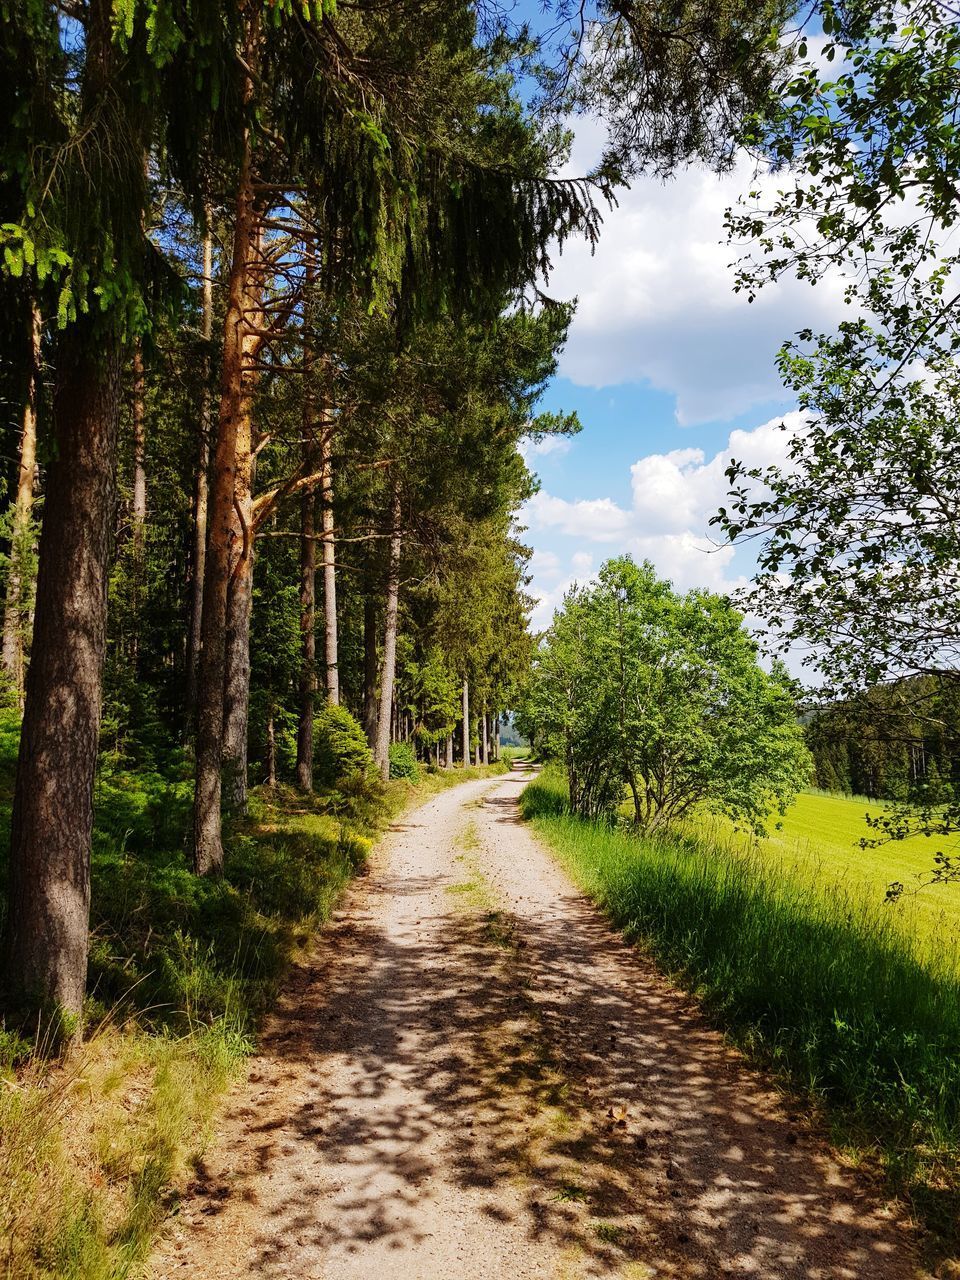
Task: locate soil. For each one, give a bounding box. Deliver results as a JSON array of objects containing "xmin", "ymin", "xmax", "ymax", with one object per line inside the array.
[{"xmin": 150, "ymin": 766, "xmax": 923, "ymax": 1279}]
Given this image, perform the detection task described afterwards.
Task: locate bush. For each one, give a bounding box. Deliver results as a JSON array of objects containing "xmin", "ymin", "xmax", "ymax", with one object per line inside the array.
[
  {"xmin": 314, "ymin": 704, "xmax": 373, "ymax": 788},
  {"xmin": 389, "ymin": 741, "xmax": 421, "ymax": 783}
]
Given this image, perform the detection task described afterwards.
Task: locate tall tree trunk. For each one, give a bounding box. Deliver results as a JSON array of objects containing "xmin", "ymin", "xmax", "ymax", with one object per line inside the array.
[
  {"xmin": 321, "ymin": 422, "xmax": 339, "ymax": 705},
  {"xmin": 474, "ymin": 719, "xmax": 482, "ymax": 767},
  {"xmin": 363, "ymin": 591, "xmax": 378, "ymax": 749},
  {"xmin": 129, "ymin": 341, "xmax": 146, "ymax": 669},
  {"xmin": 221, "ymin": 300, "xmax": 261, "ymax": 813},
  {"xmin": 186, "ymin": 226, "xmax": 214, "ymax": 726},
  {"xmin": 266, "ymin": 701, "xmax": 277, "ymax": 788},
  {"xmin": 296, "ymin": 487, "xmax": 317, "ymax": 790},
  {"xmin": 461, "ymin": 678, "xmax": 469, "ymax": 767},
  {"xmin": 222, "ymin": 534, "xmax": 253, "ymax": 812},
  {"xmin": 445, "ymin": 733, "xmax": 453, "ymax": 768},
  {"xmin": 2, "ymin": 316, "xmax": 121, "ymax": 1018},
  {"xmin": 481, "ymin": 705, "xmax": 489, "ymax": 765},
  {"xmin": 131, "ymin": 341, "xmax": 146, "ymax": 557},
  {"xmin": 2, "ymin": 301, "xmax": 41, "ymax": 706},
  {"xmin": 374, "ymin": 488, "xmax": 401, "ymax": 781},
  {"xmin": 296, "ymin": 271, "xmax": 319, "ymax": 788},
  {"xmin": 193, "ymin": 107, "xmax": 259, "ymax": 875}
]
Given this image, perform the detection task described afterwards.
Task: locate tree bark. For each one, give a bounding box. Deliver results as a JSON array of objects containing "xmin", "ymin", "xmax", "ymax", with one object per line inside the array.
[
  {"xmin": 129, "ymin": 341, "xmax": 147, "ymax": 669},
  {"xmin": 321, "ymin": 422, "xmax": 339, "ymax": 705},
  {"xmin": 2, "ymin": 301, "xmax": 41, "ymax": 706},
  {"xmin": 266, "ymin": 702, "xmax": 277, "ymax": 788},
  {"xmin": 296, "ymin": 293, "xmax": 319, "ymax": 789},
  {"xmin": 445, "ymin": 733, "xmax": 453, "ymax": 768},
  {"xmin": 131, "ymin": 341, "xmax": 147, "ymax": 557},
  {"xmin": 374, "ymin": 488, "xmax": 401, "ymax": 781},
  {"xmin": 220, "ymin": 284, "xmax": 262, "ymax": 813},
  {"xmin": 2, "ymin": 315, "xmax": 121, "ymax": 1019},
  {"xmin": 193, "ymin": 103, "xmax": 259, "ymax": 874},
  {"xmin": 296, "ymin": 487, "xmax": 317, "ymax": 790},
  {"xmin": 363, "ymin": 590, "xmax": 378, "ymax": 750},
  {"xmin": 461, "ymin": 678, "xmax": 469, "ymax": 767},
  {"xmin": 480, "ymin": 706, "xmax": 489, "ymax": 765},
  {"xmin": 186, "ymin": 226, "xmax": 214, "ymax": 727}
]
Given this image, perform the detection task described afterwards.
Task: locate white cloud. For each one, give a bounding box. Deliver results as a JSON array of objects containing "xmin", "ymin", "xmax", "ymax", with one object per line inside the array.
[
  {"xmin": 520, "ymin": 434, "xmax": 573, "ymax": 461},
  {"xmin": 524, "ymin": 492, "xmax": 633, "ymax": 542},
  {"xmin": 524, "ymin": 412, "xmax": 802, "ymax": 626},
  {"xmin": 552, "ymin": 124, "xmax": 847, "ymax": 423}
]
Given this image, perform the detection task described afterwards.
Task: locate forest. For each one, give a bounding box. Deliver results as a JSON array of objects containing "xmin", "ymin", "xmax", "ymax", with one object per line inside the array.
[{"xmin": 2, "ymin": 1, "xmax": 960, "ymax": 1278}]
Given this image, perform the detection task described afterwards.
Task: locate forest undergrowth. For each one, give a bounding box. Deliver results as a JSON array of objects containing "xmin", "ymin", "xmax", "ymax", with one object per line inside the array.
[
  {"xmin": 521, "ymin": 766, "xmax": 960, "ymax": 1270},
  {"xmin": 0, "ymin": 711, "xmax": 506, "ymax": 1280}
]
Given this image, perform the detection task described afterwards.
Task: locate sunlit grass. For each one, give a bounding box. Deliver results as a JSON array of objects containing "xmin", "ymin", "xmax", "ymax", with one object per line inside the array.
[
  {"xmin": 523, "ymin": 766, "xmax": 960, "ymax": 1256},
  {"xmin": 687, "ymin": 790, "xmax": 960, "ymax": 955}
]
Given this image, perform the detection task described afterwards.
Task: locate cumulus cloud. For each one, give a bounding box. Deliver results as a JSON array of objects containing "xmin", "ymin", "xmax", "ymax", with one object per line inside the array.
[
  {"xmin": 550, "ymin": 123, "xmax": 846, "ymax": 423},
  {"xmin": 519, "ymin": 434, "xmax": 573, "ymax": 461},
  {"xmin": 524, "ymin": 492, "xmax": 634, "ymax": 542},
  {"xmin": 524, "ymin": 412, "xmax": 803, "ymax": 627}
]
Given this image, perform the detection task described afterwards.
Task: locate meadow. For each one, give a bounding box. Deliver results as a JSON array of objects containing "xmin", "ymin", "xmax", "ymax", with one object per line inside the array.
[
  {"xmin": 521, "ymin": 767, "xmax": 960, "ymax": 1261},
  {"xmin": 702, "ymin": 789, "xmax": 960, "ymax": 953}
]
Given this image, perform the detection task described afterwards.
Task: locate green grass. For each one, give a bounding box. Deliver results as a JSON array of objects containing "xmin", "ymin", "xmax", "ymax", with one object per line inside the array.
[
  {"xmin": 745, "ymin": 791, "xmax": 960, "ymax": 947},
  {"xmin": 522, "ymin": 766, "xmax": 960, "ymax": 1260},
  {"xmin": 0, "ymin": 714, "xmax": 508, "ymax": 1280}
]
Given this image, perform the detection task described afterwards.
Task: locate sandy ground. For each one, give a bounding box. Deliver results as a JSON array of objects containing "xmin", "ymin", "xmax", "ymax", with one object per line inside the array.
[{"xmin": 150, "ymin": 767, "xmax": 923, "ymax": 1280}]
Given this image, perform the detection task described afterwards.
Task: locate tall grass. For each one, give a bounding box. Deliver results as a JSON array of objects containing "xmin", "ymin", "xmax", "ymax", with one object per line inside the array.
[{"xmin": 522, "ymin": 766, "xmax": 960, "ymax": 1252}]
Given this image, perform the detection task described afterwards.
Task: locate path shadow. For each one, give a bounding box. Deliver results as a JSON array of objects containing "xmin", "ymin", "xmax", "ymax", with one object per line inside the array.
[{"xmin": 181, "ymin": 778, "xmax": 918, "ymax": 1280}]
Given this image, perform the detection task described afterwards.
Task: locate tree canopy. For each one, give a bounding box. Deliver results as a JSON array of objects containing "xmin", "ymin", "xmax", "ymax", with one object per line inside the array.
[{"xmin": 517, "ymin": 557, "xmax": 810, "ymax": 833}]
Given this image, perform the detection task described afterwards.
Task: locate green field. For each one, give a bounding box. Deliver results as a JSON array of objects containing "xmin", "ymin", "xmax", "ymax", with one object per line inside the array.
[{"xmin": 695, "ymin": 790, "xmax": 960, "ymax": 954}]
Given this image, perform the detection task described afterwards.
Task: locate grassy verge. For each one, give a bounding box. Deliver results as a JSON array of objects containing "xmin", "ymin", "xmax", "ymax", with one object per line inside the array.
[
  {"xmin": 0, "ymin": 734, "xmax": 505, "ymax": 1280},
  {"xmin": 521, "ymin": 766, "xmax": 960, "ymax": 1263}
]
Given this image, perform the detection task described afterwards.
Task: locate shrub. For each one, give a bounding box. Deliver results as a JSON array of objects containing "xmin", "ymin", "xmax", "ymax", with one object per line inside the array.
[
  {"xmin": 389, "ymin": 741, "xmax": 421, "ymax": 783},
  {"xmin": 314, "ymin": 704, "xmax": 373, "ymax": 788}
]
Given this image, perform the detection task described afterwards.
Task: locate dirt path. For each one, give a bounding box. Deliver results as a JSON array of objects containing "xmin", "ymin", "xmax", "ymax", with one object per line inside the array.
[{"xmin": 151, "ymin": 769, "xmax": 921, "ymax": 1280}]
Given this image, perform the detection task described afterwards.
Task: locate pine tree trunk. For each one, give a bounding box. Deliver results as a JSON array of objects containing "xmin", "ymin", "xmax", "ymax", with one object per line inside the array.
[
  {"xmin": 266, "ymin": 702, "xmax": 277, "ymax": 788},
  {"xmin": 221, "ymin": 313, "xmax": 261, "ymax": 814},
  {"xmin": 374, "ymin": 488, "xmax": 401, "ymax": 781},
  {"xmin": 296, "ymin": 487, "xmax": 316, "ymax": 790},
  {"xmin": 222, "ymin": 525, "xmax": 253, "ymax": 812},
  {"xmin": 296, "ymin": 307, "xmax": 319, "ymax": 789},
  {"xmin": 2, "ymin": 301, "xmax": 41, "ymax": 706},
  {"xmin": 475, "ymin": 719, "xmax": 482, "ymax": 767},
  {"xmin": 129, "ymin": 341, "xmax": 146, "ymax": 668},
  {"xmin": 131, "ymin": 342, "xmax": 146, "ymax": 557},
  {"xmin": 445, "ymin": 733, "xmax": 453, "ymax": 768},
  {"xmin": 481, "ymin": 706, "xmax": 489, "ymax": 765},
  {"xmin": 2, "ymin": 316, "xmax": 121, "ymax": 1018},
  {"xmin": 321, "ymin": 424, "xmax": 339, "ymax": 705},
  {"xmin": 186, "ymin": 226, "xmax": 214, "ymax": 727},
  {"xmin": 193, "ymin": 113, "xmax": 259, "ymax": 875},
  {"xmin": 461, "ymin": 678, "xmax": 469, "ymax": 767},
  {"xmin": 363, "ymin": 591, "xmax": 378, "ymax": 750}
]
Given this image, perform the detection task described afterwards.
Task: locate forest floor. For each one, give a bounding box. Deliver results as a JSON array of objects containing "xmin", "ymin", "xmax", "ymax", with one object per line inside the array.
[{"xmin": 149, "ymin": 767, "xmax": 924, "ymax": 1280}]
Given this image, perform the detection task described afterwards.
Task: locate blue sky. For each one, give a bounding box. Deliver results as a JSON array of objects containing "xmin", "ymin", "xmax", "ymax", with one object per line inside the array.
[{"xmin": 518, "ymin": 122, "xmax": 844, "ymax": 629}]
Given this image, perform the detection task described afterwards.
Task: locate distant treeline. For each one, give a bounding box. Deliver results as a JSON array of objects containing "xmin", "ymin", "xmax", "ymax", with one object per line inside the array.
[{"xmin": 806, "ymin": 677, "xmax": 960, "ymax": 802}]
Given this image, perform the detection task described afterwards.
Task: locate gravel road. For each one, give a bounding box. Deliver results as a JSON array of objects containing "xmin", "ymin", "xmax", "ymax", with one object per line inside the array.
[{"xmin": 150, "ymin": 767, "xmax": 921, "ymax": 1280}]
